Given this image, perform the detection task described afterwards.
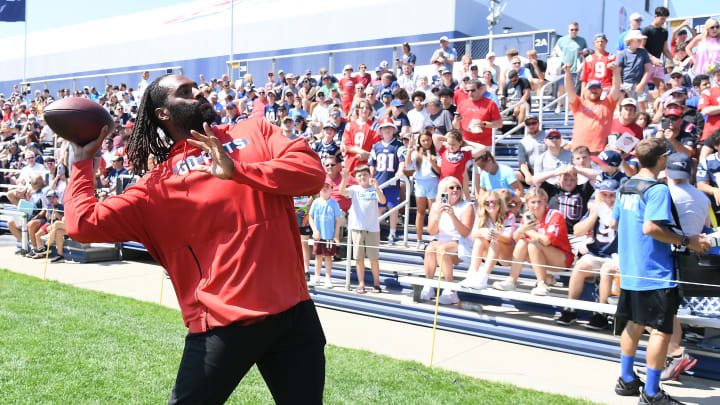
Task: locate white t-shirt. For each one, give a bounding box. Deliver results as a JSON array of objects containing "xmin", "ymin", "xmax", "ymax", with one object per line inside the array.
[
  {"xmin": 669, "ymin": 182, "xmax": 710, "ymax": 235},
  {"xmin": 18, "ymin": 163, "xmax": 48, "ymax": 184},
  {"xmin": 407, "ymin": 108, "xmax": 429, "ymax": 133},
  {"xmin": 347, "ymin": 184, "xmax": 380, "ymax": 232}
]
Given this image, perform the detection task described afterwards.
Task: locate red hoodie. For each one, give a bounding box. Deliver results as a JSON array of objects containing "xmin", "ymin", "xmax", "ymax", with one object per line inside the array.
[{"xmin": 65, "ymin": 117, "xmax": 325, "ymax": 333}]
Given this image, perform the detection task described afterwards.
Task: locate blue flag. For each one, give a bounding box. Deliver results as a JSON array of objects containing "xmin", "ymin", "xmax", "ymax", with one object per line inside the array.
[{"xmin": 0, "ymin": 0, "xmax": 25, "ymax": 22}]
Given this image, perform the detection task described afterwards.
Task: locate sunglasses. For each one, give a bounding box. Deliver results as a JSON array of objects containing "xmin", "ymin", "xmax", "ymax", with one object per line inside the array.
[
  {"xmin": 330, "ymin": 113, "xmax": 341, "ymax": 117},
  {"xmin": 471, "ymin": 66, "xmax": 478, "ymax": 70},
  {"xmin": 484, "ymin": 200, "xmax": 498, "ymax": 207},
  {"xmin": 570, "ymin": 28, "xmax": 579, "ymax": 31},
  {"xmin": 666, "ymin": 115, "xmax": 680, "ymax": 121},
  {"xmin": 526, "ymin": 121, "xmax": 539, "ymax": 126},
  {"xmin": 710, "ymin": 25, "xmax": 720, "ymax": 29},
  {"xmin": 448, "ymin": 185, "xmax": 461, "ymax": 191},
  {"xmin": 546, "ymin": 135, "xmax": 561, "ymax": 140},
  {"xmin": 512, "ymin": 62, "xmax": 521, "ymax": 65}
]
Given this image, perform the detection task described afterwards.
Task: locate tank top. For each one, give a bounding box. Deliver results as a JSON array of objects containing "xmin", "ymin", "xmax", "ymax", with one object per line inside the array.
[
  {"xmin": 438, "ymin": 200, "xmax": 474, "ymax": 249},
  {"xmin": 694, "ymin": 37, "xmax": 720, "ymax": 76}
]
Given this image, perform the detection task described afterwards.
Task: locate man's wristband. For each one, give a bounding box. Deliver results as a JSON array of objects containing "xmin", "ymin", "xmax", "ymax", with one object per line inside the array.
[{"xmin": 681, "ymin": 234, "xmax": 689, "ymax": 247}]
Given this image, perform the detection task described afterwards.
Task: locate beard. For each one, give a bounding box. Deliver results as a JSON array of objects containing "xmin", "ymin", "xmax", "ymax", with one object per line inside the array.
[{"xmin": 167, "ymin": 96, "xmax": 217, "ymax": 133}]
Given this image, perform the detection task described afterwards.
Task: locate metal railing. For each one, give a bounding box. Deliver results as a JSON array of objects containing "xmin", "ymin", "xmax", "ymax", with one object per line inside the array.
[
  {"xmin": 537, "ymin": 75, "xmax": 564, "ymax": 129},
  {"xmin": 19, "ymin": 66, "xmax": 184, "ymax": 93},
  {"xmin": 226, "ymin": 29, "xmax": 555, "ymax": 80},
  {"xmin": 344, "ymin": 175, "xmax": 412, "ymax": 290}
]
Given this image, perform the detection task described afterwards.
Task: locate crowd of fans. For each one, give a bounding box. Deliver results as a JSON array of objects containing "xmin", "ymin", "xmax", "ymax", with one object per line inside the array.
[{"xmin": 1, "ymin": 8, "xmax": 719, "ymax": 343}]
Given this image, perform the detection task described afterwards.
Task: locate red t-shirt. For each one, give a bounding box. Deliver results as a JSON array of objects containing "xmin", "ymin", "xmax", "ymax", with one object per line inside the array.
[
  {"xmin": 580, "ymin": 52, "xmax": 616, "ymax": 89},
  {"xmin": 611, "ymin": 118, "xmax": 643, "ymax": 141},
  {"xmin": 438, "ymin": 144, "xmax": 473, "ymax": 185},
  {"xmin": 342, "ymin": 119, "xmax": 381, "ymax": 173},
  {"xmin": 339, "ymin": 77, "xmax": 357, "ymax": 114},
  {"xmin": 453, "ymin": 89, "xmax": 470, "ymax": 107},
  {"xmin": 326, "ymin": 173, "xmax": 356, "ymax": 211},
  {"xmin": 355, "ymin": 73, "xmax": 372, "ymax": 88},
  {"xmin": 252, "ymin": 98, "xmax": 268, "ymax": 118},
  {"xmin": 522, "ymin": 208, "xmax": 573, "ymax": 267},
  {"xmin": 457, "ymin": 97, "xmax": 501, "ymax": 145},
  {"xmin": 699, "ymin": 87, "xmax": 720, "ymax": 141}
]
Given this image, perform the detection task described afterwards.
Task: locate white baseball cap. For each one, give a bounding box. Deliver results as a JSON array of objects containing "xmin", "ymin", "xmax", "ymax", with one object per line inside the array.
[
  {"xmin": 629, "ymin": 12, "xmax": 643, "ymax": 21},
  {"xmin": 624, "ymin": 30, "xmax": 647, "ymax": 42}
]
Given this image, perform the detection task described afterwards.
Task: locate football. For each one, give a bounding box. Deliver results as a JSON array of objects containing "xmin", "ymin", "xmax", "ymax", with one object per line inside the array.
[{"xmin": 43, "ymin": 97, "xmax": 114, "ymax": 146}]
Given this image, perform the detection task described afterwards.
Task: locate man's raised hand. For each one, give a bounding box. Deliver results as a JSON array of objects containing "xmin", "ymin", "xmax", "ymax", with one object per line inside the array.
[{"xmin": 188, "ymin": 122, "xmax": 234, "ymax": 180}]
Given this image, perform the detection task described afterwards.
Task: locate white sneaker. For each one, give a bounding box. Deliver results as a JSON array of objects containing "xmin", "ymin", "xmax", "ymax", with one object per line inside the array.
[
  {"xmin": 420, "ymin": 285, "xmax": 436, "ymax": 301},
  {"xmin": 324, "ymin": 277, "xmax": 333, "ymax": 289},
  {"xmin": 438, "ymin": 289, "xmax": 459, "ymax": 305},
  {"xmin": 308, "ymin": 275, "xmax": 318, "ymax": 287},
  {"xmin": 531, "ymin": 281, "xmax": 550, "ymax": 296},
  {"xmin": 493, "ymin": 277, "xmax": 517, "ymax": 291},
  {"xmin": 467, "ymin": 273, "xmax": 489, "ymax": 290},
  {"xmin": 458, "ymin": 271, "xmax": 477, "ymax": 289}
]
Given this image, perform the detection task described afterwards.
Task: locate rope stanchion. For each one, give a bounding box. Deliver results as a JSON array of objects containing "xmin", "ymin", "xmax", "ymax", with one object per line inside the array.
[
  {"xmin": 159, "ymin": 269, "xmax": 165, "ymax": 305},
  {"xmin": 429, "ymin": 251, "xmax": 445, "ymax": 368},
  {"xmin": 41, "ymin": 211, "xmax": 57, "ymax": 281}
]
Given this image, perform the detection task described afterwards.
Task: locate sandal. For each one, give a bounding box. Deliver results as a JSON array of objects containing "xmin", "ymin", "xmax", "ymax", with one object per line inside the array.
[
  {"xmin": 355, "ymin": 286, "xmax": 366, "ymax": 294},
  {"xmin": 371, "ymin": 285, "xmax": 382, "ymax": 294}
]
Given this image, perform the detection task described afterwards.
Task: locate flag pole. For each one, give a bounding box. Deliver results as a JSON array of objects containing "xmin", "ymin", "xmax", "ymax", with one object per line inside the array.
[{"xmin": 23, "ymin": 3, "xmax": 27, "ymax": 84}]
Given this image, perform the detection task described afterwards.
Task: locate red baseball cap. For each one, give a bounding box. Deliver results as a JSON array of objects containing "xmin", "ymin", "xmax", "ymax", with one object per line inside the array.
[
  {"xmin": 378, "ymin": 117, "xmax": 396, "ymax": 130},
  {"xmin": 664, "ymin": 108, "xmax": 682, "ymax": 117}
]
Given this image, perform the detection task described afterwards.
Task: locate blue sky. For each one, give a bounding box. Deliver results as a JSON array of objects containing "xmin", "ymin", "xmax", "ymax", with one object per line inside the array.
[{"xmin": 0, "ymin": 0, "xmax": 713, "ymax": 38}]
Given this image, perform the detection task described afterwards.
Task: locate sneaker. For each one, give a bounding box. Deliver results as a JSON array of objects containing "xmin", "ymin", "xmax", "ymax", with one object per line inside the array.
[
  {"xmin": 308, "ymin": 275, "xmax": 318, "ymax": 287},
  {"xmin": 638, "ymin": 388, "xmax": 684, "ymax": 404},
  {"xmin": 585, "ymin": 312, "xmax": 610, "ymax": 330},
  {"xmin": 530, "ymin": 281, "xmax": 550, "ymax": 296},
  {"xmin": 556, "ymin": 309, "xmax": 578, "ymax": 326},
  {"xmin": 492, "ymin": 277, "xmax": 517, "ymax": 291},
  {"xmin": 460, "ymin": 272, "xmax": 488, "ymax": 290},
  {"xmin": 415, "ymin": 241, "xmax": 426, "ymax": 251},
  {"xmin": 420, "ymin": 285, "xmax": 436, "ymax": 301},
  {"xmin": 660, "ymin": 353, "xmax": 697, "ymax": 381},
  {"xmin": 323, "ymin": 277, "xmax": 333, "ymax": 289},
  {"xmin": 614, "ymin": 374, "xmax": 644, "ymax": 396},
  {"xmin": 438, "ymin": 289, "xmax": 459, "ymax": 305},
  {"xmin": 387, "ymin": 234, "xmax": 396, "ymax": 245},
  {"xmin": 50, "ymin": 255, "xmax": 64, "ymax": 263}
]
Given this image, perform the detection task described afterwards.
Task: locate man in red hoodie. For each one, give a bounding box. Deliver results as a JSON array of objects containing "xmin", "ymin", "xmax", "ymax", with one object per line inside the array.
[{"xmin": 65, "ymin": 74, "xmax": 327, "ymax": 404}]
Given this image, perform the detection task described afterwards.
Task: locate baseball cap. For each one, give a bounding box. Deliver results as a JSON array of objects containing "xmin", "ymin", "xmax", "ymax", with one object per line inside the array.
[
  {"xmin": 381, "ymin": 90, "xmax": 393, "ymax": 98},
  {"xmin": 321, "ymin": 75, "xmax": 331, "ymax": 81},
  {"xmin": 524, "ymin": 114, "xmax": 538, "ymax": 123},
  {"xmin": 343, "ymin": 64, "xmax": 353, "ymax": 71},
  {"xmin": 425, "ymin": 95, "xmax": 441, "ymax": 106},
  {"xmin": 593, "ymin": 150, "xmax": 622, "ymax": 167},
  {"xmin": 625, "ymin": 30, "xmax": 647, "ymax": 42},
  {"xmin": 586, "ymin": 80, "xmax": 603, "ymax": 89},
  {"xmin": 670, "ymin": 66, "xmax": 685, "ymax": 77},
  {"xmin": 545, "ymin": 129, "xmax": 562, "ymax": 139},
  {"xmin": 380, "ymin": 60, "xmax": 389, "ymax": 68},
  {"xmin": 669, "ymin": 86, "xmax": 687, "ymax": 95},
  {"xmin": 707, "ymin": 63, "xmax": 720, "ymax": 75},
  {"xmin": 664, "ymin": 108, "xmax": 683, "ymax": 117},
  {"xmin": 286, "ymin": 73, "xmax": 296, "ymax": 79},
  {"xmin": 24, "ymin": 151, "xmax": 34, "ymax": 158},
  {"xmin": 594, "ymin": 33, "xmax": 608, "ymax": 41},
  {"xmin": 282, "ymin": 116, "xmax": 294, "ymax": 123},
  {"xmin": 268, "ymin": 71, "xmax": 274, "ymax": 76},
  {"xmin": 304, "ymin": 69, "xmax": 312, "ymax": 75},
  {"xmin": 245, "ymin": 85, "xmax": 255, "ymax": 92},
  {"xmin": 322, "ymin": 120, "xmax": 337, "ymax": 130},
  {"xmin": 389, "ymin": 99, "xmax": 403, "ymax": 107},
  {"xmin": 486, "ymin": 51, "xmax": 496, "ymax": 58},
  {"xmin": 378, "ymin": 117, "xmax": 396, "ymax": 129},
  {"xmin": 439, "ymin": 35, "xmax": 449, "ymax": 42},
  {"xmin": 375, "ymin": 65, "xmax": 383, "ymax": 71},
  {"xmin": 267, "ymin": 91, "xmax": 277, "ymax": 98},
  {"xmin": 620, "ymin": 98, "xmax": 637, "ymax": 108},
  {"xmin": 209, "ymin": 92, "xmax": 218, "ymax": 98},
  {"xmin": 113, "ymin": 154, "xmax": 124, "ymax": 161},
  {"xmin": 665, "ymin": 152, "xmax": 692, "ymax": 180},
  {"xmin": 46, "ymin": 189, "xmax": 59, "ymax": 198},
  {"xmin": 277, "ymin": 70, "xmax": 285, "ymax": 75},
  {"xmin": 665, "ymin": 96, "xmax": 684, "ymax": 106},
  {"xmin": 595, "ymin": 179, "xmax": 620, "ymax": 192},
  {"xmin": 629, "ymin": 12, "xmax": 643, "ymax": 21},
  {"xmin": 438, "ymin": 67, "xmax": 449, "ymax": 75},
  {"xmin": 508, "ymin": 70, "xmax": 519, "ymax": 79}
]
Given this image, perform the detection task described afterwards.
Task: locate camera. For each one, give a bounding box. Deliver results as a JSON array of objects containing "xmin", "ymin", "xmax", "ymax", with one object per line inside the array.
[
  {"xmin": 440, "ymin": 193, "xmax": 449, "ymax": 205},
  {"xmin": 661, "ymin": 118, "xmax": 671, "ymax": 130}
]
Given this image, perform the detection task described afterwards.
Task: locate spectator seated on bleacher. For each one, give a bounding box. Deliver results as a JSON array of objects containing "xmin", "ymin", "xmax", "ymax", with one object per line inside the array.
[
  {"xmin": 556, "ymin": 179, "xmax": 619, "ymax": 329},
  {"xmin": 493, "ymin": 187, "xmax": 574, "ymax": 296},
  {"xmin": 532, "ymin": 129, "xmax": 572, "ymax": 185},
  {"xmin": 502, "ymin": 68, "xmax": 531, "ymax": 125},
  {"xmin": 7, "ymin": 154, "xmax": 47, "ymax": 205},
  {"xmin": 460, "ymin": 189, "xmax": 517, "ymax": 290},
  {"xmin": 473, "ymin": 150, "xmax": 524, "ymax": 197},
  {"xmin": 421, "ymin": 176, "xmax": 475, "ymax": 305},
  {"xmin": 28, "ymin": 189, "xmax": 65, "ymax": 263},
  {"xmin": 697, "ymin": 130, "xmax": 720, "ymax": 211},
  {"xmin": 654, "ymin": 106, "xmax": 696, "ymax": 158},
  {"xmin": 574, "ymin": 150, "xmax": 628, "ymax": 185},
  {"xmin": 7, "ymin": 175, "xmax": 47, "ymax": 253}
]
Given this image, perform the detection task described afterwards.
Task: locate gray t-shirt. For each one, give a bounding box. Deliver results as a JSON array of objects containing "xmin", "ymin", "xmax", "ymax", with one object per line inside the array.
[
  {"xmin": 428, "ymin": 110, "xmax": 453, "ymax": 134},
  {"xmin": 533, "ymin": 149, "xmax": 573, "ymax": 184},
  {"xmin": 617, "ymin": 48, "xmax": 651, "ymax": 84},
  {"xmin": 347, "ymin": 184, "xmax": 380, "ymax": 232},
  {"xmin": 669, "ymin": 182, "xmax": 710, "ymax": 235},
  {"xmin": 517, "ymin": 131, "xmax": 546, "ymax": 170}
]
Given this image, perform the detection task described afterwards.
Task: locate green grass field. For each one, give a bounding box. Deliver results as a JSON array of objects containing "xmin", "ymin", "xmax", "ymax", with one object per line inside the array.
[{"xmin": 0, "ymin": 269, "xmax": 601, "ymax": 405}]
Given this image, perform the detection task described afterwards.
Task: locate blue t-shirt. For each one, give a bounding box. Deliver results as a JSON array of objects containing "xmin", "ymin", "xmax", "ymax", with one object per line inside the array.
[
  {"xmin": 431, "ymin": 47, "xmax": 458, "ymax": 72},
  {"xmin": 584, "ymin": 211, "xmax": 617, "ymax": 258},
  {"xmin": 612, "ymin": 178, "xmax": 675, "ymax": 291},
  {"xmin": 369, "ymin": 138, "xmax": 404, "ymax": 185},
  {"xmin": 479, "ymin": 163, "xmax": 517, "ymax": 192},
  {"xmin": 616, "ymin": 48, "xmax": 651, "ymax": 84},
  {"xmin": 309, "ymin": 198, "xmax": 343, "ymax": 240}
]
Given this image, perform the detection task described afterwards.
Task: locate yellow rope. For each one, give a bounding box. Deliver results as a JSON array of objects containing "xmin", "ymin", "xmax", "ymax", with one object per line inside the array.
[
  {"xmin": 41, "ymin": 211, "xmax": 57, "ymax": 281},
  {"xmin": 710, "ymin": 206, "xmax": 718, "ymax": 229},
  {"xmin": 429, "ymin": 251, "xmax": 445, "ymax": 367},
  {"xmin": 159, "ymin": 269, "xmax": 165, "ymax": 305}
]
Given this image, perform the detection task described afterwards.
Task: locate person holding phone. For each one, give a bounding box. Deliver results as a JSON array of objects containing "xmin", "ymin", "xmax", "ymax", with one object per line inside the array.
[
  {"xmin": 655, "ymin": 107, "xmax": 695, "ymax": 157},
  {"xmin": 421, "ymin": 176, "xmax": 475, "ymax": 305},
  {"xmin": 493, "ymin": 187, "xmax": 573, "ymax": 296}
]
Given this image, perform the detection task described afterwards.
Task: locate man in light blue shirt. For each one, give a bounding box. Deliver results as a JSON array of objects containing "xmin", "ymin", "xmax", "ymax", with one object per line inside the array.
[
  {"xmin": 430, "ymin": 36, "xmax": 457, "ymax": 73},
  {"xmin": 473, "ymin": 150, "xmax": 524, "ymax": 197}
]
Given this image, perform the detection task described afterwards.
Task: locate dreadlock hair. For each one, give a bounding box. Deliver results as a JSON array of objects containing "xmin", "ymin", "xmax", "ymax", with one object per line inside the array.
[{"xmin": 127, "ymin": 74, "xmax": 174, "ymax": 174}]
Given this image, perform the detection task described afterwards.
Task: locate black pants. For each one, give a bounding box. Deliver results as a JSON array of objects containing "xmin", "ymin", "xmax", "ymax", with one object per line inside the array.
[{"xmin": 168, "ymin": 300, "xmax": 326, "ymax": 405}]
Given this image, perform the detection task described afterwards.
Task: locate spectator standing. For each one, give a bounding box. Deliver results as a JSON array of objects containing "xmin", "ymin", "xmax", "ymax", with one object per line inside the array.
[
  {"xmin": 354, "ymin": 64, "xmax": 371, "ymax": 88},
  {"xmin": 581, "ymin": 34, "xmax": 616, "ymax": 97},
  {"xmin": 618, "ymin": 13, "xmax": 644, "ymax": 51},
  {"xmin": 263, "ymin": 91, "xmax": 280, "ymax": 125},
  {"xmin": 696, "ymin": 130, "xmax": 720, "ymax": 210},
  {"xmin": 617, "ymin": 30, "xmax": 652, "ymax": 112},
  {"xmin": 308, "ymin": 180, "xmax": 342, "ymax": 289},
  {"xmin": 343, "ymin": 99, "xmax": 380, "ymax": 173},
  {"xmin": 566, "ymin": 61, "xmax": 621, "ymax": 153},
  {"xmin": 312, "ymin": 121, "xmax": 342, "ymax": 161},
  {"xmin": 251, "ymin": 88, "xmax": 268, "ymax": 118},
  {"xmin": 611, "ymin": 98, "xmax": 643, "ymax": 141},
  {"xmin": 323, "ymin": 155, "xmax": 354, "ymax": 212},
  {"xmin": 421, "ymin": 176, "xmax": 475, "ymax": 304},
  {"xmin": 400, "ymin": 42, "xmax": 416, "ymax": 68},
  {"xmin": 438, "ymin": 88, "xmax": 456, "ymax": 115},
  {"xmin": 456, "ymin": 79, "xmax": 503, "ymax": 145},
  {"xmin": 699, "ymin": 76, "xmax": 720, "ymax": 143},
  {"xmin": 405, "ymin": 131, "xmax": 440, "ymax": 249},
  {"xmin": 339, "ymin": 65, "xmax": 357, "ymax": 115},
  {"xmin": 397, "ymin": 64, "xmax": 416, "ymax": 93},
  {"xmin": 553, "ymin": 22, "xmax": 588, "ymax": 102},
  {"xmin": 687, "ymin": 18, "xmax": 720, "ymax": 77},
  {"xmin": 612, "ymin": 138, "xmax": 708, "ymax": 404},
  {"xmin": 369, "ymin": 117, "xmax": 405, "ymax": 244},
  {"xmin": 424, "ymin": 96, "xmax": 453, "ymax": 134},
  {"xmin": 407, "ymin": 91, "xmax": 428, "ymax": 134},
  {"xmin": 516, "ymin": 115, "xmax": 546, "ymax": 185},
  {"xmin": 432, "ymin": 129, "xmax": 486, "ymax": 188},
  {"xmin": 430, "ymin": 36, "xmax": 457, "ymax": 73},
  {"xmin": 641, "ymin": 6, "xmax": 672, "ymax": 95},
  {"xmin": 339, "ymin": 166, "xmax": 386, "ymax": 294}
]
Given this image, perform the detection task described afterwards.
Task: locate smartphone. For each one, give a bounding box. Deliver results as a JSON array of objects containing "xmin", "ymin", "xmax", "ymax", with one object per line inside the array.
[
  {"xmin": 440, "ymin": 193, "xmax": 449, "ymax": 205},
  {"xmin": 661, "ymin": 118, "xmax": 671, "ymax": 130},
  {"xmin": 524, "ymin": 212, "xmax": 535, "ymax": 223}
]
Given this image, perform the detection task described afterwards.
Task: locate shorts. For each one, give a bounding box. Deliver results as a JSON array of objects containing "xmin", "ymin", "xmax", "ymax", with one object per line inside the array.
[
  {"xmin": 298, "ymin": 225, "xmax": 312, "ymax": 236},
  {"xmin": 648, "ymin": 65, "xmax": 665, "ymax": 82},
  {"xmin": 313, "ymin": 240, "xmax": 337, "ymax": 257},
  {"xmin": 616, "ymin": 287, "xmax": 680, "ymax": 334},
  {"xmin": 563, "ymin": 251, "xmax": 575, "ymax": 268},
  {"xmin": 41, "ymin": 223, "xmax": 50, "ymax": 233},
  {"xmin": 414, "ymin": 177, "xmax": 439, "ymax": 200},
  {"xmin": 379, "ymin": 185, "xmax": 401, "ymax": 208},
  {"xmin": 457, "ymin": 241, "xmax": 472, "ymax": 263},
  {"xmin": 350, "ymin": 229, "xmax": 380, "ymax": 260},
  {"xmin": 620, "ymin": 82, "xmax": 650, "ymax": 102},
  {"xmin": 576, "ymin": 253, "xmax": 614, "ymax": 272}
]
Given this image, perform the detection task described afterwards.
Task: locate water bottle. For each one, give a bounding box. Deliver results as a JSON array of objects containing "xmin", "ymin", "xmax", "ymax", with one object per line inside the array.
[
  {"xmin": 596, "ymin": 202, "xmax": 613, "ymax": 226},
  {"xmin": 457, "ymin": 301, "xmax": 482, "ymax": 313}
]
